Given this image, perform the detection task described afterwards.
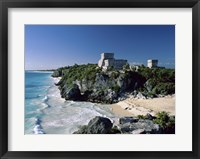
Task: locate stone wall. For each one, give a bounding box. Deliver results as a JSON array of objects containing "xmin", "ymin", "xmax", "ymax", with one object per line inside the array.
[
  {"xmin": 147, "ymin": 59, "xmax": 158, "ymax": 68},
  {"xmin": 98, "ymin": 53, "xmax": 127, "ymax": 70},
  {"xmin": 114, "ymin": 59, "xmax": 128, "ymax": 69},
  {"xmin": 101, "ymin": 53, "xmax": 114, "ymax": 59}
]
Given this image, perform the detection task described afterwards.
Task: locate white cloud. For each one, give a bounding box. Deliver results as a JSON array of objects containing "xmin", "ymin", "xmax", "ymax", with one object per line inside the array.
[{"xmin": 130, "ymin": 61, "xmax": 144, "ymax": 66}]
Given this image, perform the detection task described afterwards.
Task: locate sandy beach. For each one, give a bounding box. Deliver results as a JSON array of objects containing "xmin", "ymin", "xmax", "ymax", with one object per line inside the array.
[{"xmin": 111, "ymin": 95, "xmax": 175, "ymax": 117}]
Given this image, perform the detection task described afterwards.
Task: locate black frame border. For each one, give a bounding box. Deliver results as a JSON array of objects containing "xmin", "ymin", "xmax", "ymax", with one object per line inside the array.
[{"xmin": 0, "ymin": 0, "xmax": 199, "ymax": 159}]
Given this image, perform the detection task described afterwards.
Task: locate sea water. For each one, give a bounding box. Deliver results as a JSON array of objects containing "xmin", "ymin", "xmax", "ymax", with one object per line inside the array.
[{"xmin": 25, "ymin": 71, "xmax": 116, "ymax": 134}]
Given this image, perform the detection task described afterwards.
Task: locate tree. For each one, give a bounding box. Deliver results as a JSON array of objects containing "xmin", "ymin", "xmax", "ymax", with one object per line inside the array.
[{"xmin": 123, "ymin": 63, "xmax": 130, "ymax": 70}]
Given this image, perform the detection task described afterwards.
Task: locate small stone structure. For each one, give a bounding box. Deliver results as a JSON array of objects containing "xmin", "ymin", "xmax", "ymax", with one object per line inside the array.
[
  {"xmin": 147, "ymin": 59, "xmax": 158, "ymax": 68},
  {"xmin": 98, "ymin": 53, "xmax": 127, "ymax": 70}
]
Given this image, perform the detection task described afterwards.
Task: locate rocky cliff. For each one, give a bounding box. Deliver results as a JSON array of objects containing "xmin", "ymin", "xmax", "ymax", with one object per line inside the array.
[{"xmin": 53, "ymin": 64, "xmax": 175, "ymax": 104}]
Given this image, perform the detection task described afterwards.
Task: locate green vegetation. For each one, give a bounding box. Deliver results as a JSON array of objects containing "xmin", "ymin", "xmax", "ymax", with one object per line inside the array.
[
  {"xmin": 111, "ymin": 85, "xmax": 121, "ymax": 93},
  {"xmin": 123, "ymin": 63, "xmax": 130, "ymax": 70},
  {"xmin": 110, "ymin": 71, "xmax": 120, "ymax": 79},
  {"xmin": 110, "ymin": 125, "xmax": 121, "ymax": 134},
  {"xmin": 53, "ymin": 63, "xmax": 175, "ymax": 103},
  {"xmin": 61, "ymin": 64, "xmax": 100, "ymax": 87},
  {"xmin": 52, "ymin": 63, "xmax": 175, "ymax": 133},
  {"xmin": 153, "ymin": 111, "xmax": 175, "ymax": 134},
  {"xmin": 137, "ymin": 114, "xmax": 154, "ymax": 120},
  {"xmin": 137, "ymin": 115, "xmax": 146, "ymax": 119},
  {"xmin": 153, "ymin": 111, "xmax": 170, "ymax": 128},
  {"xmin": 137, "ymin": 112, "xmax": 175, "ymax": 134},
  {"xmin": 138, "ymin": 66, "xmax": 175, "ymax": 96},
  {"xmin": 107, "ymin": 66, "xmax": 116, "ymax": 71}
]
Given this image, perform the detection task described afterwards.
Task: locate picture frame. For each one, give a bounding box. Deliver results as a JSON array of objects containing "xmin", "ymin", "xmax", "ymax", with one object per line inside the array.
[{"xmin": 0, "ymin": 0, "xmax": 199, "ymax": 158}]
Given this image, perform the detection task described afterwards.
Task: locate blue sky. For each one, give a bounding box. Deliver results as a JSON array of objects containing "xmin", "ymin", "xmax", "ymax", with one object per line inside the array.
[{"xmin": 25, "ymin": 25, "xmax": 175, "ymax": 70}]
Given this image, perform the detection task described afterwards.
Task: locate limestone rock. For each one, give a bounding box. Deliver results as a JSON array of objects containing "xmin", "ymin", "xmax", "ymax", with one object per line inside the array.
[
  {"xmin": 119, "ymin": 117, "xmax": 139, "ymax": 125},
  {"xmin": 64, "ymin": 84, "xmax": 81, "ymax": 101},
  {"xmin": 119, "ymin": 119, "xmax": 162, "ymax": 134},
  {"xmin": 73, "ymin": 116, "xmax": 113, "ymax": 134},
  {"xmin": 136, "ymin": 92, "xmax": 146, "ymax": 99},
  {"xmin": 144, "ymin": 79, "xmax": 154, "ymax": 92}
]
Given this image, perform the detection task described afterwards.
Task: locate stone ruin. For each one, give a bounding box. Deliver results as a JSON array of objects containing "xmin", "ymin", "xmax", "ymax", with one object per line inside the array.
[
  {"xmin": 147, "ymin": 59, "xmax": 158, "ymax": 68},
  {"xmin": 98, "ymin": 53, "xmax": 127, "ymax": 70}
]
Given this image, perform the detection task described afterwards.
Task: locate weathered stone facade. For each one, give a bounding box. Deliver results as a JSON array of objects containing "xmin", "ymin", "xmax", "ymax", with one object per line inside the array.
[
  {"xmin": 147, "ymin": 59, "xmax": 158, "ymax": 68},
  {"xmin": 98, "ymin": 53, "xmax": 127, "ymax": 70}
]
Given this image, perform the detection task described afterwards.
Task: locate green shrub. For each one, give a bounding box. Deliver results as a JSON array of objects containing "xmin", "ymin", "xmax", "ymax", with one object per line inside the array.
[
  {"xmin": 59, "ymin": 64, "xmax": 98, "ymax": 86},
  {"xmin": 111, "ymin": 85, "xmax": 120, "ymax": 93},
  {"xmin": 110, "ymin": 71, "xmax": 120, "ymax": 79},
  {"xmin": 110, "ymin": 125, "xmax": 121, "ymax": 134},
  {"xmin": 123, "ymin": 63, "xmax": 130, "ymax": 70},
  {"xmin": 152, "ymin": 82, "xmax": 175, "ymax": 95},
  {"xmin": 138, "ymin": 67, "xmax": 175, "ymax": 96},
  {"xmin": 137, "ymin": 115, "xmax": 146, "ymax": 119},
  {"xmin": 147, "ymin": 92, "xmax": 156, "ymax": 98},
  {"xmin": 107, "ymin": 66, "xmax": 116, "ymax": 71},
  {"xmin": 153, "ymin": 111, "xmax": 175, "ymax": 134},
  {"xmin": 153, "ymin": 111, "xmax": 170, "ymax": 128}
]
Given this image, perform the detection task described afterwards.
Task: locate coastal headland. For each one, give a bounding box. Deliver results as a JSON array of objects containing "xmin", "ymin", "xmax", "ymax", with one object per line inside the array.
[{"xmin": 52, "ymin": 62, "xmax": 175, "ymax": 134}]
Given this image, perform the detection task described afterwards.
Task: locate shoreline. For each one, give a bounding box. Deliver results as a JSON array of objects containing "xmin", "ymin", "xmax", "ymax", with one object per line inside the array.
[
  {"xmin": 26, "ymin": 72, "xmax": 175, "ymax": 134},
  {"xmin": 54, "ymin": 76, "xmax": 175, "ymax": 118},
  {"xmin": 25, "ymin": 70, "xmax": 54, "ymax": 73},
  {"xmin": 39, "ymin": 76, "xmax": 175, "ymax": 134},
  {"xmin": 39, "ymin": 77, "xmax": 117, "ymax": 134}
]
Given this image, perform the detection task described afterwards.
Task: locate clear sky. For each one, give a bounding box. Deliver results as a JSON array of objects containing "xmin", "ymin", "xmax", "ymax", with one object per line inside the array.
[{"xmin": 25, "ymin": 25, "xmax": 175, "ymax": 70}]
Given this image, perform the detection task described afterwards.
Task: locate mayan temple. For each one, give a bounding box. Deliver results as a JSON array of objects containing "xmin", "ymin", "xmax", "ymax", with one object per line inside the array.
[{"xmin": 98, "ymin": 53, "xmax": 127, "ymax": 70}]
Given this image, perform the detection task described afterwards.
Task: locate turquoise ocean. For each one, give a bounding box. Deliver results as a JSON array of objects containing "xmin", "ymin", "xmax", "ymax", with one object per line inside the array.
[{"xmin": 25, "ymin": 71, "xmax": 115, "ymax": 134}]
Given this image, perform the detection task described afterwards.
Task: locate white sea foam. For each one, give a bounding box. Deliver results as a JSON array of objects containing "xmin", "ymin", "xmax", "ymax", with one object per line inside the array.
[
  {"xmin": 33, "ymin": 125, "xmax": 45, "ymax": 134},
  {"xmin": 43, "ymin": 95, "xmax": 48, "ymax": 102},
  {"xmin": 33, "ymin": 118, "xmax": 45, "ymax": 134},
  {"xmin": 25, "ymin": 115, "xmax": 46, "ymax": 134},
  {"xmin": 26, "ymin": 70, "xmax": 53, "ymax": 74},
  {"xmin": 38, "ymin": 81, "xmax": 116, "ymax": 134},
  {"xmin": 26, "ymin": 74, "xmax": 116, "ymax": 134}
]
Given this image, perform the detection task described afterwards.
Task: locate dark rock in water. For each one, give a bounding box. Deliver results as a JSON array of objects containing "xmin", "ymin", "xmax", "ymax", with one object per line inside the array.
[
  {"xmin": 119, "ymin": 117, "xmax": 139, "ymax": 125},
  {"xmin": 64, "ymin": 84, "xmax": 81, "ymax": 101},
  {"xmin": 35, "ymin": 118, "xmax": 41, "ymax": 125},
  {"xmin": 119, "ymin": 119, "xmax": 162, "ymax": 134},
  {"xmin": 73, "ymin": 116, "xmax": 113, "ymax": 134},
  {"xmin": 55, "ymin": 79, "xmax": 62, "ymax": 86},
  {"xmin": 55, "ymin": 82, "xmax": 60, "ymax": 86}
]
